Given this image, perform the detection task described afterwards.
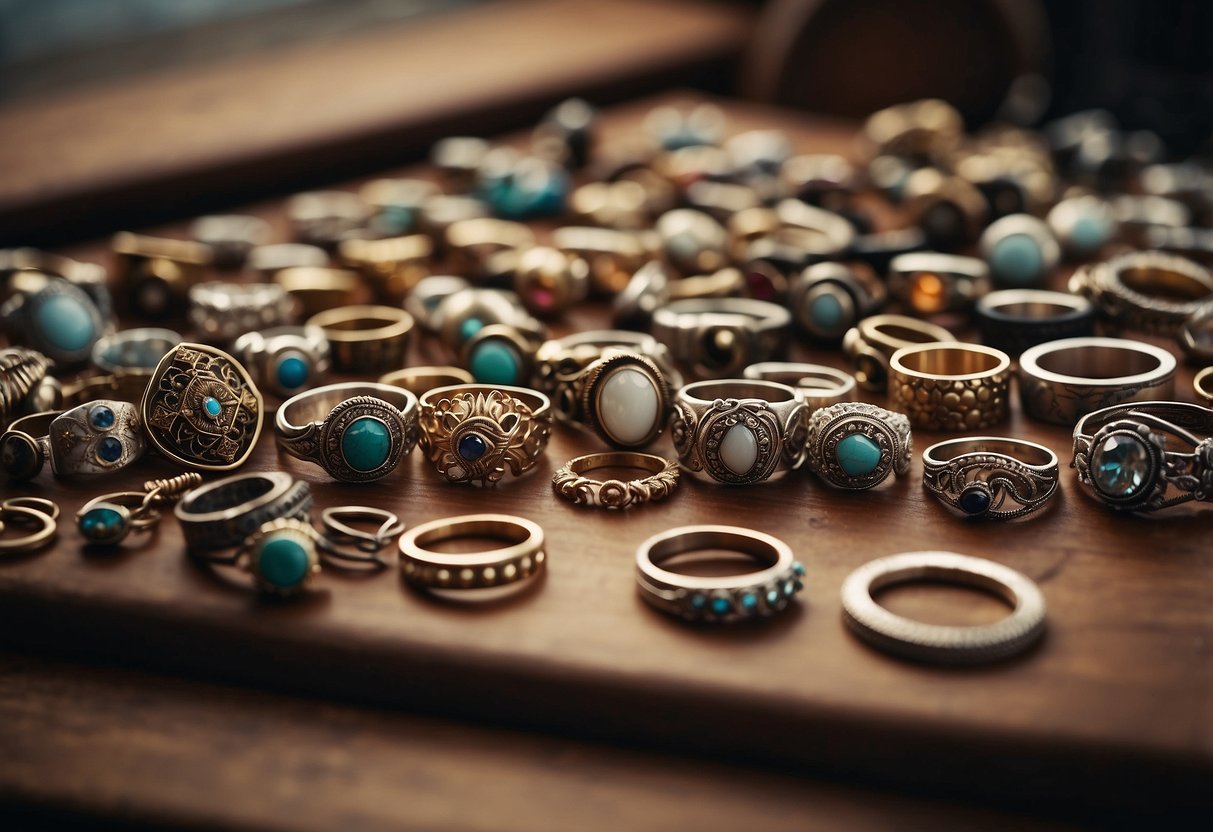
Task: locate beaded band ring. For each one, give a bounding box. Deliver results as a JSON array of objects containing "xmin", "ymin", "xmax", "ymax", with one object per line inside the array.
[
  {"xmin": 399, "ymin": 514, "xmax": 546, "ymax": 592},
  {"xmin": 552, "ymin": 452, "xmax": 679, "ymax": 509},
  {"xmin": 922, "ymin": 437, "xmax": 1059, "ymax": 520},
  {"xmin": 1070, "ymin": 251, "xmax": 1213, "ymax": 336},
  {"xmin": 888, "ymin": 342, "xmax": 1011, "ymax": 432}
]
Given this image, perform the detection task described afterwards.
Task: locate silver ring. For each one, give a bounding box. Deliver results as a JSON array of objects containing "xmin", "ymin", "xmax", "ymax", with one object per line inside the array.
[
  {"xmin": 671, "ymin": 379, "xmax": 808, "ymax": 484},
  {"xmin": 175, "ymin": 472, "xmax": 313, "ymax": 553},
  {"xmin": 399, "ymin": 514, "xmax": 546, "ymax": 592},
  {"xmin": 806, "ymin": 402, "xmax": 911, "ymax": 490},
  {"xmin": 841, "ymin": 551, "xmax": 1047, "ymax": 664},
  {"xmin": 92, "ymin": 328, "xmax": 182, "ymax": 374},
  {"xmin": 635, "ymin": 525, "xmax": 804, "ymax": 623},
  {"xmin": 48, "ymin": 400, "xmax": 146, "ymax": 477},
  {"xmin": 276, "ymin": 382, "xmax": 419, "ymax": 482},
  {"xmin": 978, "ymin": 214, "xmax": 1059, "ymax": 288},
  {"xmin": 922, "ymin": 437, "xmax": 1059, "ymax": 519},
  {"xmin": 0, "ymin": 278, "xmax": 105, "ymax": 368},
  {"xmin": 1071, "ymin": 400, "xmax": 1213, "ymax": 512},
  {"xmin": 974, "ymin": 289, "xmax": 1095, "ymax": 356},
  {"xmin": 1018, "ymin": 337, "xmax": 1176, "ymax": 425},
  {"xmin": 888, "ymin": 252, "xmax": 990, "ymax": 315},
  {"xmin": 234, "ymin": 325, "xmax": 332, "ymax": 398},
  {"xmin": 787, "ymin": 262, "xmax": 886, "ymax": 341},
  {"xmin": 742, "ymin": 362, "xmax": 857, "ymax": 412},
  {"xmin": 187, "ymin": 281, "xmax": 293, "ymax": 345},
  {"xmin": 650, "ymin": 298, "xmax": 791, "ymax": 378}
]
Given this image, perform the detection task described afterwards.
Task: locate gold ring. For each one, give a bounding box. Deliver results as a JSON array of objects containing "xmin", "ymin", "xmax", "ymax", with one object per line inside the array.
[
  {"xmin": 0, "ymin": 498, "xmax": 58, "ymax": 554},
  {"xmin": 888, "ymin": 342, "xmax": 1011, "ymax": 431},
  {"xmin": 379, "ymin": 366, "xmax": 475, "ymax": 397},
  {"xmin": 338, "ymin": 234, "xmax": 433, "ymax": 302},
  {"xmin": 275, "ymin": 267, "xmax": 367, "ymax": 319},
  {"xmin": 307, "ymin": 305, "xmax": 414, "ymax": 372},
  {"xmin": 552, "ymin": 452, "xmax": 679, "ymax": 509},
  {"xmin": 399, "ymin": 514, "xmax": 545, "ymax": 591},
  {"xmin": 1196, "ymin": 366, "xmax": 1213, "ymax": 406},
  {"xmin": 842, "ymin": 314, "xmax": 954, "ymax": 392}
]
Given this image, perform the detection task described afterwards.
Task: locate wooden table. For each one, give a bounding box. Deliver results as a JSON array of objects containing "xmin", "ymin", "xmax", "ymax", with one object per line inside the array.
[{"xmin": 1, "ymin": 93, "xmax": 1210, "ymax": 828}]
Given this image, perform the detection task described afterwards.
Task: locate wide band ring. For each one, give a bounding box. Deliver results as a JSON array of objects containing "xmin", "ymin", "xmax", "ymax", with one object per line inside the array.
[
  {"xmin": 187, "ymin": 281, "xmax": 293, "ymax": 345},
  {"xmin": 0, "ymin": 347, "xmax": 56, "ymax": 429},
  {"xmin": 842, "ymin": 314, "xmax": 954, "ymax": 392},
  {"xmin": 806, "ymin": 402, "xmax": 912, "ymax": 490},
  {"xmin": 975, "ymin": 289, "xmax": 1095, "ymax": 356},
  {"xmin": 888, "ymin": 252, "xmax": 991, "ymax": 315},
  {"xmin": 378, "ymin": 366, "xmax": 474, "ymax": 396},
  {"xmin": 552, "ymin": 452, "xmax": 680, "ymax": 509},
  {"xmin": 1018, "ymin": 337, "xmax": 1176, "ymax": 425},
  {"xmin": 306, "ymin": 305, "xmax": 414, "ymax": 372},
  {"xmin": 1071, "ymin": 400, "xmax": 1213, "ymax": 512},
  {"xmin": 47, "ymin": 400, "xmax": 146, "ymax": 477},
  {"xmin": 0, "ymin": 411, "xmax": 55, "ymax": 480},
  {"xmin": 175, "ymin": 472, "xmax": 313, "ymax": 553},
  {"xmin": 92, "ymin": 328, "xmax": 182, "ymax": 375},
  {"xmin": 276, "ymin": 382, "xmax": 419, "ymax": 482},
  {"xmin": 742, "ymin": 362, "xmax": 857, "ymax": 412},
  {"xmin": 788, "ymin": 262, "xmax": 886, "ymax": 342},
  {"xmin": 417, "ymin": 384, "xmax": 553, "ymax": 485},
  {"xmin": 141, "ymin": 342, "xmax": 264, "ymax": 471},
  {"xmin": 650, "ymin": 298, "xmax": 791, "ymax": 378},
  {"xmin": 889, "ymin": 342, "xmax": 1011, "ymax": 431},
  {"xmin": 922, "ymin": 437, "xmax": 1059, "ymax": 519},
  {"xmin": 671, "ymin": 379, "xmax": 808, "ymax": 484},
  {"xmin": 399, "ymin": 514, "xmax": 545, "ymax": 591},
  {"xmin": 635, "ymin": 525, "xmax": 805, "ymax": 623},
  {"xmin": 1196, "ymin": 367, "xmax": 1213, "ymax": 406},
  {"xmin": 234, "ymin": 325, "xmax": 332, "ymax": 398},
  {"xmin": 840, "ymin": 551, "xmax": 1047, "ymax": 664},
  {"xmin": 1070, "ymin": 251, "xmax": 1213, "ymax": 335}
]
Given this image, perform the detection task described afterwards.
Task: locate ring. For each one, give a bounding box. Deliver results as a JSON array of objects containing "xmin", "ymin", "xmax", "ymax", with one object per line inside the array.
[
  {"xmin": 0, "ymin": 278, "xmax": 106, "ymax": 368},
  {"xmin": 650, "ymin": 297, "xmax": 791, "ymax": 378},
  {"xmin": 1046, "ymin": 195, "xmax": 1115, "ymax": 258},
  {"xmin": 234, "ymin": 325, "xmax": 332, "ymax": 398},
  {"xmin": 338, "ymin": 234, "xmax": 432, "ymax": 302},
  {"xmin": 461, "ymin": 320, "xmax": 548, "ymax": 387},
  {"xmin": 840, "ymin": 551, "xmax": 1046, "ymax": 664},
  {"xmin": 77, "ymin": 472, "xmax": 202, "ymax": 546},
  {"xmin": 92, "ymin": 328, "xmax": 182, "ymax": 374},
  {"xmin": 888, "ymin": 343, "xmax": 1011, "ymax": 432},
  {"xmin": 1072, "ymin": 400, "xmax": 1213, "ymax": 512},
  {"xmin": 320, "ymin": 506, "xmax": 405, "ymax": 554},
  {"xmin": 239, "ymin": 518, "xmax": 326, "ymax": 596},
  {"xmin": 635, "ymin": 525, "xmax": 805, "ymax": 623},
  {"xmin": 273, "ymin": 267, "xmax": 365, "ymax": 318},
  {"xmin": 0, "ymin": 411, "xmax": 55, "ymax": 480},
  {"xmin": 1070, "ymin": 251, "xmax": 1213, "ymax": 335},
  {"xmin": 306, "ymin": 305, "xmax": 413, "ymax": 372},
  {"xmin": 286, "ymin": 189, "xmax": 367, "ymax": 247},
  {"xmin": 806, "ymin": 402, "xmax": 911, "ymax": 490},
  {"xmin": 1017, "ymin": 337, "xmax": 1176, "ymax": 425},
  {"xmin": 842, "ymin": 314, "xmax": 954, "ymax": 392},
  {"xmin": 0, "ymin": 347, "xmax": 56, "ymax": 428},
  {"xmin": 742, "ymin": 362, "xmax": 857, "ymax": 412},
  {"xmin": 665, "ymin": 267, "xmax": 744, "ymax": 301},
  {"xmin": 248, "ymin": 243, "xmax": 328, "ymax": 277},
  {"xmin": 445, "ymin": 218, "xmax": 535, "ymax": 281},
  {"xmin": 404, "ymin": 276, "xmax": 471, "ymax": 333},
  {"xmin": 888, "ymin": 252, "xmax": 991, "ymax": 315},
  {"xmin": 533, "ymin": 331, "xmax": 679, "ymax": 449},
  {"xmin": 978, "ymin": 214, "xmax": 1060, "ymax": 288},
  {"xmin": 141, "ymin": 342, "xmax": 264, "ymax": 471},
  {"xmin": 48, "ymin": 400, "xmax": 146, "ymax": 476},
  {"xmin": 787, "ymin": 262, "xmax": 886, "ymax": 342},
  {"xmin": 275, "ymin": 382, "xmax": 419, "ymax": 482},
  {"xmin": 513, "ymin": 246, "xmax": 590, "ymax": 316},
  {"xmin": 187, "ymin": 282, "xmax": 293, "ymax": 345},
  {"xmin": 190, "ymin": 214, "xmax": 271, "ymax": 267},
  {"xmin": 0, "ymin": 498, "xmax": 58, "ymax": 555},
  {"xmin": 922, "ymin": 437, "xmax": 1059, "ymax": 519},
  {"xmin": 1196, "ymin": 367, "xmax": 1213, "ymax": 406},
  {"xmin": 671, "ymin": 379, "xmax": 808, "ymax": 484},
  {"xmin": 417, "ymin": 384, "xmax": 553, "ymax": 485},
  {"xmin": 1179, "ymin": 301, "xmax": 1213, "ymax": 364},
  {"xmin": 378, "ymin": 366, "xmax": 474, "ymax": 396},
  {"xmin": 112, "ymin": 232, "xmax": 210, "ymax": 318},
  {"xmin": 433, "ymin": 288, "xmax": 530, "ymax": 352},
  {"xmin": 975, "ymin": 289, "xmax": 1095, "ymax": 356},
  {"xmin": 175, "ymin": 472, "xmax": 313, "ymax": 553},
  {"xmin": 612, "ymin": 261, "xmax": 670, "ymax": 331},
  {"xmin": 399, "ymin": 514, "xmax": 545, "ymax": 591},
  {"xmin": 552, "ymin": 452, "xmax": 679, "ymax": 509}
]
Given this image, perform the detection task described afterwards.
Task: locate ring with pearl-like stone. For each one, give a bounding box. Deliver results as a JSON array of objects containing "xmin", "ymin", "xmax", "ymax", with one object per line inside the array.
[
  {"xmin": 672, "ymin": 379, "xmax": 808, "ymax": 484},
  {"xmin": 806, "ymin": 401, "xmax": 912, "ymax": 490},
  {"xmin": 922, "ymin": 437, "xmax": 1059, "ymax": 520},
  {"xmin": 276, "ymin": 382, "xmax": 419, "ymax": 483}
]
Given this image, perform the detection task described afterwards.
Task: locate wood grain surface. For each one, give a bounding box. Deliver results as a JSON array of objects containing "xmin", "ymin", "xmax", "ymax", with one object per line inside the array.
[{"xmin": 2, "ymin": 94, "xmax": 1210, "ymax": 822}]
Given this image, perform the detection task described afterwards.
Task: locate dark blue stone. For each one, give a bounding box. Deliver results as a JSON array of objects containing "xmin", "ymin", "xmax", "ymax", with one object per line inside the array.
[
  {"xmin": 97, "ymin": 437, "xmax": 123, "ymax": 463},
  {"xmin": 458, "ymin": 434, "xmax": 487, "ymax": 461},
  {"xmin": 958, "ymin": 486, "xmax": 992, "ymax": 515},
  {"xmin": 89, "ymin": 406, "xmax": 115, "ymax": 429}
]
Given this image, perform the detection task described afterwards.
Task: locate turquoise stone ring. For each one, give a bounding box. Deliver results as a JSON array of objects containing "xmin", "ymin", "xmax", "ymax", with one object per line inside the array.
[
  {"xmin": 234, "ymin": 325, "xmax": 332, "ymax": 398},
  {"xmin": 806, "ymin": 402, "xmax": 912, "ymax": 490}
]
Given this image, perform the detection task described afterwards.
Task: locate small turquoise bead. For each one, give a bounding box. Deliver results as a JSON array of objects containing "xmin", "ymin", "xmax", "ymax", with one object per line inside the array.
[
  {"xmin": 97, "ymin": 437, "xmax": 123, "ymax": 463},
  {"xmin": 89, "ymin": 406, "xmax": 115, "ymax": 429},
  {"xmin": 793, "ymin": 562, "xmax": 806, "ymax": 577},
  {"xmin": 275, "ymin": 355, "xmax": 309, "ymax": 391},
  {"xmin": 710, "ymin": 596, "xmax": 732, "ymax": 616},
  {"xmin": 783, "ymin": 580, "xmax": 796, "ymax": 597},
  {"xmin": 80, "ymin": 506, "xmax": 124, "ymax": 544},
  {"xmin": 36, "ymin": 294, "xmax": 95, "ymax": 352},
  {"xmin": 740, "ymin": 592, "xmax": 758, "ymax": 611},
  {"xmin": 470, "ymin": 341, "xmax": 521, "ymax": 385},
  {"xmin": 690, "ymin": 594, "xmax": 708, "ymax": 610},
  {"xmin": 765, "ymin": 589, "xmax": 781, "ymax": 606},
  {"xmin": 459, "ymin": 317, "xmax": 484, "ymax": 342},
  {"xmin": 341, "ymin": 417, "xmax": 392, "ymax": 472},
  {"xmin": 809, "ymin": 293, "xmax": 845, "ymax": 331},
  {"xmin": 1071, "ymin": 213, "xmax": 1111, "ymax": 254},
  {"xmin": 257, "ymin": 536, "xmax": 311, "ymax": 589},
  {"xmin": 990, "ymin": 233, "xmax": 1044, "ymax": 285},
  {"xmin": 203, "ymin": 397, "xmax": 223, "ymax": 418},
  {"xmin": 835, "ymin": 433, "xmax": 881, "ymax": 477},
  {"xmin": 458, "ymin": 433, "xmax": 488, "ymax": 461}
]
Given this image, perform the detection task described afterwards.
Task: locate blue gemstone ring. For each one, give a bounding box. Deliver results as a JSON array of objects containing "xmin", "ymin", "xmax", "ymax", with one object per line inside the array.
[
  {"xmin": 234, "ymin": 325, "xmax": 332, "ymax": 398},
  {"xmin": 787, "ymin": 261, "xmax": 886, "ymax": 343},
  {"xmin": 47, "ymin": 400, "xmax": 147, "ymax": 478},
  {"xmin": 922, "ymin": 437, "xmax": 1059, "ymax": 520},
  {"xmin": 1072, "ymin": 400, "xmax": 1213, "ymax": 513},
  {"xmin": 806, "ymin": 402, "xmax": 912, "ymax": 491},
  {"xmin": 635, "ymin": 525, "xmax": 804, "ymax": 624},
  {"xmin": 276, "ymin": 382, "xmax": 419, "ymax": 483}
]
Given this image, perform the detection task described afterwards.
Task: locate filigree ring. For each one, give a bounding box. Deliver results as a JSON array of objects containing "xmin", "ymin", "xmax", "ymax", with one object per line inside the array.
[
  {"xmin": 806, "ymin": 402, "xmax": 912, "ymax": 490},
  {"xmin": 922, "ymin": 437, "xmax": 1059, "ymax": 519}
]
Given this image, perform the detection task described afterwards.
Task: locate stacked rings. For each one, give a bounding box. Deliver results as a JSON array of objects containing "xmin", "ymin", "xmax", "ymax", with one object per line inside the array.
[
  {"xmin": 922, "ymin": 437, "xmax": 1059, "ymax": 519},
  {"xmin": 399, "ymin": 514, "xmax": 545, "ymax": 592},
  {"xmin": 175, "ymin": 472, "xmax": 313, "ymax": 553},
  {"xmin": 888, "ymin": 343, "xmax": 1011, "ymax": 431}
]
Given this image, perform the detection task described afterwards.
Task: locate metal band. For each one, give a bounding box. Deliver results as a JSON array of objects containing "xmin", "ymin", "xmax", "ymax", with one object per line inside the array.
[
  {"xmin": 175, "ymin": 472, "xmax": 313, "ymax": 553},
  {"xmin": 922, "ymin": 437, "xmax": 1059, "ymax": 520},
  {"xmin": 1180, "ymin": 301, "xmax": 1213, "ymax": 364},
  {"xmin": 787, "ymin": 262, "xmax": 886, "ymax": 341},
  {"xmin": 806, "ymin": 402, "xmax": 912, "ymax": 490},
  {"xmin": 842, "ymin": 314, "xmax": 954, "ymax": 392},
  {"xmin": 552, "ymin": 452, "xmax": 680, "ymax": 509},
  {"xmin": 378, "ymin": 366, "xmax": 474, "ymax": 397},
  {"xmin": 635, "ymin": 525, "xmax": 804, "ymax": 623},
  {"xmin": 888, "ymin": 343, "xmax": 1011, "ymax": 432},
  {"xmin": 1018, "ymin": 337, "xmax": 1176, "ymax": 425},
  {"xmin": 399, "ymin": 514, "xmax": 545, "ymax": 591},
  {"xmin": 306, "ymin": 305, "xmax": 414, "ymax": 372},
  {"xmin": 0, "ymin": 500, "xmax": 58, "ymax": 554},
  {"xmin": 742, "ymin": 362, "xmax": 857, "ymax": 412},
  {"xmin": 975, "ymin": 289, "xmax": 1095, "ymax": 356},
  {"xmin": 840, "ymin": 551, "xmax": 1047, "ymax": 664},
  {"xmin": 1196, "ymin": 366, "xmax": 1213, "ymax": 406},
  {"xmin": 650, "ymin": 298, "xmax": 791, "ymax": 379},
  {"xmin": 1070, "ymin": 251, "xmax": 1213, "ymax": 336}
]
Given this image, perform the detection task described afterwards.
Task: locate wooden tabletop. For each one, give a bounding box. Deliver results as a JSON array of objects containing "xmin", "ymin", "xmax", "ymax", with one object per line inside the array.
[{"xmin": 2, "ymin": 93, "xmax": 1210, "ymax": 825}]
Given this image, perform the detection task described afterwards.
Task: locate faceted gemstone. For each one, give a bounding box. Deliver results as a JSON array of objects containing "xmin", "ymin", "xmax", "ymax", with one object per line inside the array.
[
  {"xmin": 719, "ymin": 424, "xmax": 758, "ymax": 476},
  {"xmin": 257, "ymin": 536, "xmax": 312, "ymax": 589},
  {"xmin": 809, "ymin": 293, "xmax": 845, "ymax": 332},
  {"xmin": 469, "ymin": 342, "xmax": 521, "ymax": 385},
  {"xmin": 1071, "ymin": 213, "xmax": 1111, "ymax": 254},
  {"xmin": 80, "ymin": 506, "xmax": 124, "ymax": 544},
  {"xmin": 958, "ymin": 485, "xmax": 992, "ymax": 515},
  {"xmin": 458, "ymin": 433, "xmax": 488, "ymax": 461},
  {"xmin": 710, "ymin": 596, "xmax": 732, "ymax": 615},
  {"xmin": 36, "ymin": 294, "xmax": 95, "ymax": 352},
  {"xmin": 203, "ymin": 396, "xmax": 223, "ymax": 418},
  {"xmin": 1091, "ymin": 434, "xmax": 1150, "ymax": 498},
  {"xmin": 598, "ymin": 368, "xmax": 659, "ymax": 446},
  {"xmin": 835, "ymin": 433, "xmax": 881, "ymax": 477},
  {"xmin": 96, "ymin": 436, "xmax": 123, "ymax": 463},
  {"xmin": 341, "ymin": 417, "xmax": 391, "ymax": 472},
  {"xmin": 89, "ymin": 405, "xmax": 115, "ymax": 429},
  {"xmin": 275, "ymin": 355, "xmax": 309, "ymax": 390},
  {"xmin": 990, "ymin": 233, "xmax": 1043, "ymax": 285}
]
